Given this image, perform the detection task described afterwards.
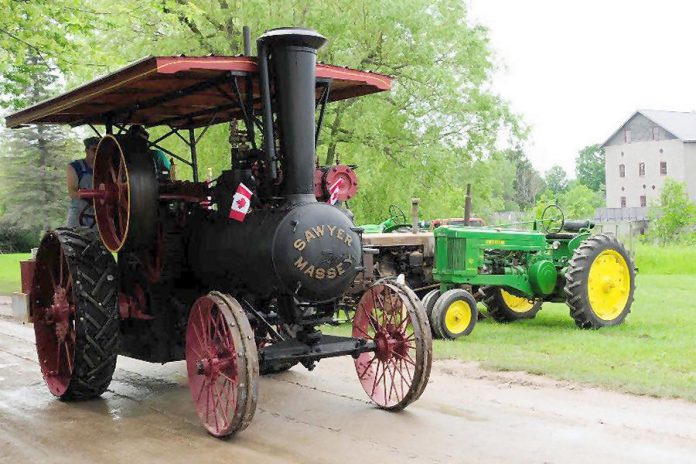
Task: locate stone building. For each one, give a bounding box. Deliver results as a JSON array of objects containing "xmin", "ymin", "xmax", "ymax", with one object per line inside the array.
[{"xmin": 602, "ymin": 109, "xmax": 696, "ymax": 208}]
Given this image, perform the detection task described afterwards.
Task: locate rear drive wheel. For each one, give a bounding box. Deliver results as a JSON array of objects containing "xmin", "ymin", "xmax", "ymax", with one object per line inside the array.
[
  {"xmin": 31, "ymin": 228, "xmax": 119, "ymax": 400},
  {"xmin": 565, "ymin": 234, "xmax": 635, "ymax": 329},
  {"xmin": 431, "ymin": 289, "xmax": 478, "ymax": 339},
  {"xmin": 483, "ymin": 287, "xmax": 542, "ymax": 322},
  {"xmin": 186, "ymin": 292, "xmax": 258, "ymax": 437}
]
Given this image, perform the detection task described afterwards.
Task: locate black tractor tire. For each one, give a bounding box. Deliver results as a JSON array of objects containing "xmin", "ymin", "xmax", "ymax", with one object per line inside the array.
[
  {"xmin": 564, "ymin": 233, "xmax": 636, "ymax": 329},
  {"xmin": 431, "ymin": 289, "xmax": 478, "ymax": 339},
  {"xmin": 55, "ymin": 228, "xmax": 120, "ymax": 400},
  {"xmin": 482, "ymin": 287, "xmax": 543, "ymax": 323}
]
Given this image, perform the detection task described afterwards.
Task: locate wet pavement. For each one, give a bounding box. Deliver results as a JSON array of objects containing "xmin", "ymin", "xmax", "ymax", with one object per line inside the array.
[{"xmin": 1, "ymin": 315, "xmax": 696, "ymax": 463}]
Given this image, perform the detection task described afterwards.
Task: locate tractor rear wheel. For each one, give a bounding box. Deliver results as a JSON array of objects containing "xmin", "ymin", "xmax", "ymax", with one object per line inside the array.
[
  {"xmin": 564, "ymin": 233, "xmax": 635, "ymax": 329},
  {"xmin": 186, "ymin": 292, "xmax": 259, "ymax": 437},
  {"xmin": 482, "ymin": 287, "xmax": 542, "ymax": 322},
  {"xmin": 431, "ymin": 289, "xmax": 478, "ymax": 339},
  {"xmin": 31, "ymin": 228, "xmax": 119, "ymax": 400}
]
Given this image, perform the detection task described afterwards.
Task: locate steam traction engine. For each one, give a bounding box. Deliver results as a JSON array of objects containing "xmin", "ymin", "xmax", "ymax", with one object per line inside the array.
[{"xmin": 8, "ymin": 28, "xmax": 432, "ymax": 437}]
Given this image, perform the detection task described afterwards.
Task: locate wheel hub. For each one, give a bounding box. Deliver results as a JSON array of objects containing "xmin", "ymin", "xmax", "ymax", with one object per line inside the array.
[
  {"xmin": 196, "ymin": 354, "xmax": 235, "ymax": 381},
  {"xmin": 374, "ymin": 323, "xmax": 410, "ymax": 362},
  {"xmin": 46, "ymin": 288, "xmax": 74, "ymax": 342}
]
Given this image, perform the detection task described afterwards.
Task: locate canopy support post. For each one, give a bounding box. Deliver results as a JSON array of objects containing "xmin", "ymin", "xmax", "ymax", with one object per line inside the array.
[
  {"xmin": 189, "ymin": 128, "xmax": 199, "ymax": 182},
  {"xmin": 315, "ymin": 81, "xmax": 331, "ymax": 148}
]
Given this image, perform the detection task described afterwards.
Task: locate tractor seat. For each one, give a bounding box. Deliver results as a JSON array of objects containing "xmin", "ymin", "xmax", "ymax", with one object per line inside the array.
[{"xmin": 562, "ymin": 220, "xmax": 594, "ymax": 232}]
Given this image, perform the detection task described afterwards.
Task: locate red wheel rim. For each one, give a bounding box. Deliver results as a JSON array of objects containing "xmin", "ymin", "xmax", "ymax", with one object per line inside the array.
[
  {"xmin": 352, "ymin": 282, "xmax": 427, "ymax": 409},
  {"xmin": 93, "ymin": 135, "xmax": 130, "ymax": 252},
  {"xmin": 32, "ymin": 234, "xmax": 76, "ymax": 397},
  {"xmin": 186, "ymin": 294, "xmax": 241, "ymax": 437}
]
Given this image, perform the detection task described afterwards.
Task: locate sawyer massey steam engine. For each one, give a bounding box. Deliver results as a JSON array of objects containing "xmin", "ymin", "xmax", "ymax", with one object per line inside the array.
[
  {"xmin": 18, "ymin": 27, "xmax": 431, "ymax": 438},
  {"xmin": 187, "ymin": 30, "xmax": 362, "ymax": 304}
]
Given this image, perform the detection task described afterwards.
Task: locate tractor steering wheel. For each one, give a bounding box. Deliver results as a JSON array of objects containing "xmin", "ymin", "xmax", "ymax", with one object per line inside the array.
[
  {"xmin": 540, "ymin": 204, "xmax": 565, "ymax": 234},
  {"xmin": 388, "ymin": 204, "xmax": 408, "ymax": 225}
]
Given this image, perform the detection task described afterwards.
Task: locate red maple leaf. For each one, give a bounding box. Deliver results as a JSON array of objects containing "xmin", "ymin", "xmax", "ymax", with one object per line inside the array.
[{"xmin": 236, "ymin": 197, "xmax": 246, "ymax": 209}]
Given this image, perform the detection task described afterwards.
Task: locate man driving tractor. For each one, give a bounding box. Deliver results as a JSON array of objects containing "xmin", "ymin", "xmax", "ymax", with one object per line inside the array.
[{"xmin": 65, "ymin": 136, "xmax": 98, "ymax": 228}]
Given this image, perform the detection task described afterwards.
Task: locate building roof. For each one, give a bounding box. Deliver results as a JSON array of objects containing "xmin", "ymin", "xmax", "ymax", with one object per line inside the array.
[{"xmin": 602, "ymin": 109, "xmax": 696, "ymax": 146}]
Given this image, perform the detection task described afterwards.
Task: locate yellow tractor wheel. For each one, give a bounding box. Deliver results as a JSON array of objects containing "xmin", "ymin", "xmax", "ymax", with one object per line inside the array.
[
  {"xmin": 564, "ymin": 233, "xmax": 635, "ymax": 329},
  {"xmin": 431, "ymin": 289, "xmax": 478, "ymax": 339},
  {"xmin": 482, "ymin": 287, "xmax": 542, "ymax": 322}
]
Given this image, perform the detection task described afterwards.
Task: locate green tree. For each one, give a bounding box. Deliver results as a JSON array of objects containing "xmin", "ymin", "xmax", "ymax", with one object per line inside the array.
[
  {"xmin": 0, "ymin": 0, "xmax": 103, "ymax": 109},
  {"xmin": 504, "ymin": 148, "xmax": 545, "ymax": 209},
  {"xmin": 648, "ymin": 179, "xmax": 696, "ymax": 245},
  {"xmin": 532, "ymin": 182, "xmax": 602, "ymax": 223},
  {"xmin": 545, "ymin": 165, "xmax": 568, "ymax": 194},
  {"xmin": 0, "ymin": 55, "xmax": 79, "ymax": 248},
  {"xmin": 75, "ymin": 0, "xmax": 524, "ymax": 223},
  {"xmin": 575, "ymin": 144, "xmax": 605, "ymax": 192}
]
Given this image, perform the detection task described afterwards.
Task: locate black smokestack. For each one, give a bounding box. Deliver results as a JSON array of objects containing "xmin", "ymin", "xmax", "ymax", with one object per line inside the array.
[{"xmin": 257, "ymin": 28, "xmax": 327, "ymax": 199}]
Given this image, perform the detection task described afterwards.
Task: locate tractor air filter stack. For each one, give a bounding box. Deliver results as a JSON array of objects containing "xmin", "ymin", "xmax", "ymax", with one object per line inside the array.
[{"xmin": 258, "ymin": 28, "xmax": 327, "ymax": 200}]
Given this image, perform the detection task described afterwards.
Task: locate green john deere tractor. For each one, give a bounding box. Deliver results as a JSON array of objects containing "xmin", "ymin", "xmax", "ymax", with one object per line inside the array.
[{"xmin": 424, "ymin": 205, "xmax": 636, "ymax": 339}]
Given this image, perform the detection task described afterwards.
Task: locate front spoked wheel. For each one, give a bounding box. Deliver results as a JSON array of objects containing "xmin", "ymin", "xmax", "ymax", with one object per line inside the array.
[
  {"xmin": 186, "ymin": 292, "xmax": 259, "ymax": 438},
  {"xmin": 352, "ymin": 281, "xmax": 432, "ymax": 410}
]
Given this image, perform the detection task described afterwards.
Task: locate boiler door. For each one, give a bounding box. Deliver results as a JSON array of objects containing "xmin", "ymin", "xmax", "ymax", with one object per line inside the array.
[{"xmin": 272, "ymin": 202, "xmax": 361, "ymax": 301}]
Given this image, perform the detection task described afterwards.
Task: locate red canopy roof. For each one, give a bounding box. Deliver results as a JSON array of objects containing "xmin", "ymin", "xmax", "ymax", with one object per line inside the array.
[{"xmin": 5, "ymin": 56, "xmax": 392, "ymax": 129}]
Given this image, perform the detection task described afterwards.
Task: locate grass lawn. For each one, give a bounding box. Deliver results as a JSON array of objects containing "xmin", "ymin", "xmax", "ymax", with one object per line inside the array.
[
  {"xmin": 0, "ymin": 253, "xmax": 30, "ymax": 295},
  {"xmin": 431, "ymin": 274, "xmax": 696, "ymax": 401}
]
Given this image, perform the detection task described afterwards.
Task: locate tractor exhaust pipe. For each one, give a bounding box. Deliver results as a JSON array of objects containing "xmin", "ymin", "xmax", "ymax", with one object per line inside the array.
[{"xmin": 257, "ymin": 28, "xmax": 327, "ymax": 200}]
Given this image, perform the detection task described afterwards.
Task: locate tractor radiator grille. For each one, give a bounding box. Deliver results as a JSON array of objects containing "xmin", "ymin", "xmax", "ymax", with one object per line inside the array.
[{"xmin": 446, "ymin": 237, "xmax": 466, "ymax": 270}]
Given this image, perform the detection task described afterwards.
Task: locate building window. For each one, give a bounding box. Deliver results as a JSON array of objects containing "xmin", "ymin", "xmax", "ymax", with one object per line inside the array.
[
  {"xmin": 652, "ymin": 126, "xmax": 660, "ymax": 140},
  {"xmin": 660, "ymin": 161, "xmax": 667, "ymax": 175},
  {"xmin": 624, "ymin": 129, "xmax": 632, "ymax": 143},
  {"xmin": 639, "ymin": 162, "xmax": 645, "ymax": 176},
  {"xmin": 620, "ymin": 196, "xmax": 627, "ymax": 207},
  {"xmin": 640, "ymin": 196, "xmax": 647, "ymax": 207},
  {"xmin": 619, "ymin": 164, "xmax": 625, "ymax": 177}
]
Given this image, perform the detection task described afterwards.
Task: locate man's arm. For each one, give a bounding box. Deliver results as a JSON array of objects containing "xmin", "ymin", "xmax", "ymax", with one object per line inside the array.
[{"xmin": 66, "ymin": 165, "xmax": 79, "ymax": 199}]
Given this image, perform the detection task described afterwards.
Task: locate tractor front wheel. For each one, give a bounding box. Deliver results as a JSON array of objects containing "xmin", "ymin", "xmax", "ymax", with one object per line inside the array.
[
  {"xmin": 352, "ymin": 280, "xmax": 432, "ymax": 410},
  {"xmin": 431, "ymin": 289, "xmax": 478, "ymax": 339},
  {"xmin": 564, "ymin": 233, "xmax": 635, "ymax": 329},
  {"xmin": 186, "ymin": 292, "xmax": 259, "ymax": 437},
  {"xmin": 482, "ymin": 287, "xmax": 542, "ymax": 323},
  {"xmin": 421, "ymin": 288, "xmax": 440, "ymax": 333}
]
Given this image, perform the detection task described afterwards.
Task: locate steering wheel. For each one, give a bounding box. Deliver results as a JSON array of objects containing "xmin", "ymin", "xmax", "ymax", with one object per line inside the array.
[
  {"xmin": 388, "ymin": 204, "xmax": 407, "ymax": 225},
  {"xmin": 540, "ymin": 204, "xmax": 565, "ymax": 234},
  {"xmin": 78, "ymin": 202, "xmax": 96, "ymax": 228}
]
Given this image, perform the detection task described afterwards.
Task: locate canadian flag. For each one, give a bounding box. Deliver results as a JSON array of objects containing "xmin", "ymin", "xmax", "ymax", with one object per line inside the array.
[
  {"xmin": 229, "ymin": 183, "xmax": 253, "ymax": 222},
  {"xmin": 327, "ymin": 178, "xmax": 344, "ymax": 205}
]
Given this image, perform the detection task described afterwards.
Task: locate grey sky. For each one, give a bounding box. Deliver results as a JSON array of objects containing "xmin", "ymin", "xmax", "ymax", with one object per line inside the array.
[{"xmin": 469, "ymin": 0, "xmax": 696, "ymax": 178}]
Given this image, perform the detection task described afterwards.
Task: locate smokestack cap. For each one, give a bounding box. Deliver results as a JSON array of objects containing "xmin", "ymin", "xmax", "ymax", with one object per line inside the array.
[{"xmin": 258, "ymin": 27, "xmax": 327, "ymax": 51}]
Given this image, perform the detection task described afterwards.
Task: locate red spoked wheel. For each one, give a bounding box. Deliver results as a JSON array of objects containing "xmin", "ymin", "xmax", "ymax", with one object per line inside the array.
[
  {"xmin": 32, "ymin": 228, "xmax": 120, "ymax": 399},
  {"xmin": 352, "ymin": 280, "xmax": 432, "ymax": 410},
  {"xmin": 93, "ymin": 135, "xmax": 130, "ymax": 252},
  {"xmin": 92, "ymin": 135, "xmax": 157, "ymax": 252},
  {"xmin": 186, "ymin": 292, "xmax": 258, "ymax": 438},
  {"xmin": 33, "ymin": 235, "xmax": 76, "ymax": 397}
]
